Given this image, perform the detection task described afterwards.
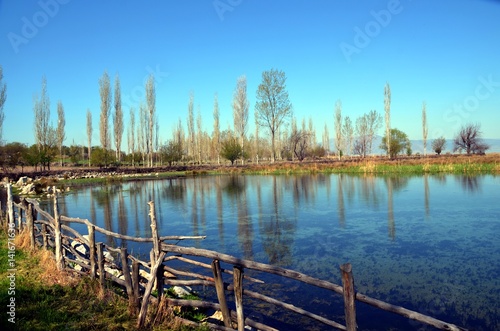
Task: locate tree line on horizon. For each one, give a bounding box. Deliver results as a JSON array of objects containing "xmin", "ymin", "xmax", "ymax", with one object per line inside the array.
[{"xmin": 0, "ymin": 65, "xmax": 491, "ymax": 171}]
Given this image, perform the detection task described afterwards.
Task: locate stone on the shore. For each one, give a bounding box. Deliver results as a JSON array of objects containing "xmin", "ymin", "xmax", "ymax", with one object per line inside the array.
[{"xmin": 20, "ymin": 183, "xmax": 36, "ymax": 195}]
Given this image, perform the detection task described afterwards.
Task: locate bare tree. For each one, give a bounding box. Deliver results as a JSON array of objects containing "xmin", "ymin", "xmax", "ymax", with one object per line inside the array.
[
  {"xmin": 322, "ymin": 124, "xmax": 330, "ymax": 152},
  {"xmin": 0, "ymin": 65, "xmax": 6, "ymax": 144},
  {"xmin": 213, "ymin": 93, "xmax": 221, "ymax": 164},
  {"xmin": 342, "ymin": 116, "xmax": 353, "ymax": 156},
  {"xmin": 196, "ymin": 107, "xmax": 202, "ymax": 164},
  {"xmin": 145, "ymin": 74, "xmax": 156, "ymax": 167},
  {"xmin": 431, "ymin": 136, "xmax": 446, "ymax": 155},
  {"xmin": 367, "ymin": 110, "xmax": 382, "ymax": 153},
  {"xmin": 354, "ymin": 115, "xmax": 369, "ymax": 157},
  {"xmin": 422, "ymin": 101, "xmax": 428, "ymax": 156},
  {"xmin": 187, "ymin": 92, "xmax": 195, "ymax": 160},
  {"xmin": 56, "ymin": 101, "xmax": 65, "ymax": 166},
  {"xmin": 254, "ymin": 110, "xmax": 260, "ymax": 164},
  {"xmin": 354, "ymin": 110, "xmax": 382, "ymax": 157},
  {"xmin": 34, "ymin": 76, "xmax": 50, "ymax": 151},
  {"xmin": 33, "ymin": 76, "xmax": 53, "ymax": 169},
  {"xmin": 99, "ymin": 71, "xmax": 112, "ymax": 166},
  {"xmin": 334, "ymin": 100, "xmax": 342, "ymax": 159},
  {"xmin": 128, "ymin": 108, "xmax": 135, "ymax": 166},
  {"xmin": 308, "ymin": 117, "xmax": 315, "ymax": 149},
  {"xmin": 113, "ymin": 74, "xmax": 124, "ymax": 162},
  {"xmin": 233, "ymin": 75, "xmax": 249, "ymax": 164},
  {"xmin": 453, "ymin": 123, "xmax": 489, "ymax": 154},
  {"xmin": 290, "ymin": 129, "xmax": 311, "ymax": 162},
  {"xmin": 138, "ymin": 103, "xmax": 147, "ymax": 165},
  {"xmin": 174, "ymin": 118, "xmax": 184, "ymax": 159},
  {"xmin": 255, "ymin": 69, "xmax": 292, "ymax": 163},
  {"xmin": 384, "ymin": 82, "xmax": 391, "ymax": 157},
  {"xmin": 86, "ymin": 109, "xmax": 92, "ymax": 167}
]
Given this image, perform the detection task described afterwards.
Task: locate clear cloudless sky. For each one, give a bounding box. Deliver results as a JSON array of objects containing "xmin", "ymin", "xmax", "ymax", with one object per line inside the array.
[{"xmin": 1, "ymin": 0, "xmax": 499, "ymax": 149}]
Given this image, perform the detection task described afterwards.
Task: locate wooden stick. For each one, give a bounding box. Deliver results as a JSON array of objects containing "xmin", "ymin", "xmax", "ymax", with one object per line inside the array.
[
  {"xmin": 53, "ymin": 189, "xmax": 64, "ymax": 270},
  {"xmin": 7, "ymin": 184, "xmax": 14, "ymax": 227},
  {"xmin": 41, "ymin": 224, "xmax": 47, "ymax": 249},
  {"xmin": 148, "ymin": 201, "xmax": 163, "ymax": 298},
  {"xmin": 120, "ymin": 247, "xmax": 136, "ymax": 314},
  {"xmin": 211, "ymin": 259, "xmax": 233, "ymax": 329},
  {"xmin": 96, "ymin": 242, "xmax": 105, "ymax": 288},
  {"xmin": 233, "ymin": 266, "xmax": 245, "ymax": 331},
  {"xmin": 340, "ymin": 263, "xmax": 357, "ymax": 331},
  {"xmin": 87, "ymin": 225, "xmax": 96, "ymax": 278},
  {"xmin": 137, "ymin": 251, "xmax": 166, "ymax": 328},
  {"xmin": 23, "ymin": 200, "xmax": 35, "ymax": 249},
  {"xmin": 132, "ymin": 260, "xmax": 140, "ymax": 310}
]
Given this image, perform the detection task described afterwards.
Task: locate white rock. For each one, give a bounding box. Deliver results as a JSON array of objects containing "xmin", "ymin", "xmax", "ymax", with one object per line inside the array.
[
  {"xmin": 71, "ymin": 240, "xmax": 89, "ymax": 256},
  {"xmin": 20, "ymin": 183, "xmax": 36, "ymax": 195},
  {"xmin": 103, "ymin": 251, "xmax": 114, "ymax": 262},
  {"xmin": 171, "ymin": 286, "xmax": 192, "ymax": 298},
  {"xmin": 16, "ymin": 176, "xmax": 28, "ymax": 186},
  {"xmin": 104, "ymin": 266, "xmax": 122, "ymax": 278}
]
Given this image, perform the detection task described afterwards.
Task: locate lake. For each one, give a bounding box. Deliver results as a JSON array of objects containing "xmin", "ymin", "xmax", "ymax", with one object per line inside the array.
[{"xmin": 45, "ymin": 174, "xmax": 500, "ymax": 330}]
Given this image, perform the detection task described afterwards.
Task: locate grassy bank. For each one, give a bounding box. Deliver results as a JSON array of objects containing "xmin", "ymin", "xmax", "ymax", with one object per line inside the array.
[
  {"xmin": 0, "ymin": 230, "xmax": 208, "ymax": 331},
  {"xmin": 231, "ymin": 154, "xmax": 500, "ymax": 175}
]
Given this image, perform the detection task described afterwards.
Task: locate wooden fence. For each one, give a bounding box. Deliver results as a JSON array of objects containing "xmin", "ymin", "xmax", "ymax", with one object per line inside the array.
[{"xmin": 1, "ymin": 183, "xmax": 468, "ymax": 331}]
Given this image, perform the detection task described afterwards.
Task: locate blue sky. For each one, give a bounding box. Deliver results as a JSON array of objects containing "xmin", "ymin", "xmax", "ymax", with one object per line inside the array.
[{"xmin": 1, "ymin": 0, "xmax": 499, "ymax": 149}]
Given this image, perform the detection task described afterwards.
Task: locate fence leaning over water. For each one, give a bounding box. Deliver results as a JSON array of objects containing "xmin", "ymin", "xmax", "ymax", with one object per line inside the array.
[{"xmin": 1, "ymin": 183, "xmax": 469, "ymax": 331}]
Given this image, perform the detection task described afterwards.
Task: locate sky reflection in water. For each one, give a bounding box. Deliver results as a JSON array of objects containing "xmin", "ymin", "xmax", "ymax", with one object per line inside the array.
[{"xmin": 49, "ymin": 174, "xmax": 500, "ymax": 330}]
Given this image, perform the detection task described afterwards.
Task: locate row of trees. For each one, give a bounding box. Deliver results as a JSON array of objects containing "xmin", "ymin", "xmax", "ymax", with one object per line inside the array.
[{"xmin": 0, "ymin": 65, "xmax": 492, "ymax": 171}]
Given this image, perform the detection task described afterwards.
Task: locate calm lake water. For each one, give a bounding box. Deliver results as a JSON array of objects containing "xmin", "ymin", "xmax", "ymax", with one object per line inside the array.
[{"xmin": 45, "ymin": 174, "xmax": 499, "ymax": 330}]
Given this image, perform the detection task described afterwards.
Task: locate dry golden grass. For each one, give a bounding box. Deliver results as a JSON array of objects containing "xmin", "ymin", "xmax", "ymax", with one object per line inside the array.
[{"xmin": 14, "ymin": 228, "xmax": 78, "ymax": 287}]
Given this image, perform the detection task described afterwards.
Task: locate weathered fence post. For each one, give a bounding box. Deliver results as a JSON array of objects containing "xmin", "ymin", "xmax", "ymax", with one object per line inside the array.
[
  {"xmin": 132, "ymin": 260, "xmax": 140, "ymax": 310},
  {"xmin": 87, "ymin": 224, "xmax": 96, "ymax": 278},
  {"xmin": 96, "ymin": 242, "xmax": 105, "ymax": 288},
  {"xmin": 137, "ymin": 251, "xmax": 166, "ymax": 329},
  {"xmin": 212, "ymin": 259, "xmax": 233, "ymax": 329},
  {"xmin": 148, "ymin": 201, "xmax": 163, "ymax": 298},
  {"xmin": 233, "ymin": 266, "xmax": 245, "ymax": 331},
  {"xmin": 53, "ymin": 189, "xmax": 65, "ymax": 270},
  {"xmin": 7, "ymin": 184, "xmax": 14, "ymax": 228},
  {"xmin": 120, "ymin": 247, "xmax": 137, "ymax": 315},
  {"xmin": 41, "ymin": 224, "xmax": 48, "ymax": 249},
  {"xmin": 340, "ymin": 263, "xmax": 357, "ymax": 331},
  {"xmin": 17, "ymin": 205, "xmax": 23, "ymax": 231},
  {"xmin": 22, "ymin": 199, "xmax": 36, "ymax": 249}
]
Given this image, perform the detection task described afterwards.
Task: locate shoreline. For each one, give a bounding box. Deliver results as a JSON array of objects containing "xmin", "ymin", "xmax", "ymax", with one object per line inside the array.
[{"xmin": 1, "ymin": 153, "xmax": 499, "ymax": 191}]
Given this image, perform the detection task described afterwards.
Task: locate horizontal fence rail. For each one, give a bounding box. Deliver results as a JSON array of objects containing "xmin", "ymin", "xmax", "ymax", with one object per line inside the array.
[{"xmin": 0, "ymin": 183, "xmax": 468, "ymax": 331}]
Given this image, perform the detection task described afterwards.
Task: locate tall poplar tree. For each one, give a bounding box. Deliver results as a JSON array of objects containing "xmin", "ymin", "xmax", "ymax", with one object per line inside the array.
[
  {"xmin": 86, "ymin": 109, "xmax": 92, "ymax": 167},
  {"xmin": 99, "ymin": 71, "xmax": 112, "ymax": 166},
  {"xmin": 334, "ymin": 100, "xmax": 342, "ymax": 159},
  {"xmin": 384, "ymin": 82, "xmax": 391, "ymax": 158},
  {"xmin": 56, "ymin": 100, "xmax": 65, "ymax": 166},
  {"xmin": 113, "ymin": 74, "xmax": 124, "ymax": 162},
  {"xmin": 232, "ymin": 75, "xmax": 249, "ymax": 164},
  {"xmin": 213, "ymin": 93, "xmax": 221, "ymax": 164},
  {"xmin": 422, "ymin": 101, "xmax": 428, "ymax": 156}
]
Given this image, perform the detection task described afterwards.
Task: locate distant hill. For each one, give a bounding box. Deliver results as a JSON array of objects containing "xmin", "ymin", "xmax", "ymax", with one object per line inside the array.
[{"xmin": 328, "ymin": 137, "xmax": 500, "ymax": 155}]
